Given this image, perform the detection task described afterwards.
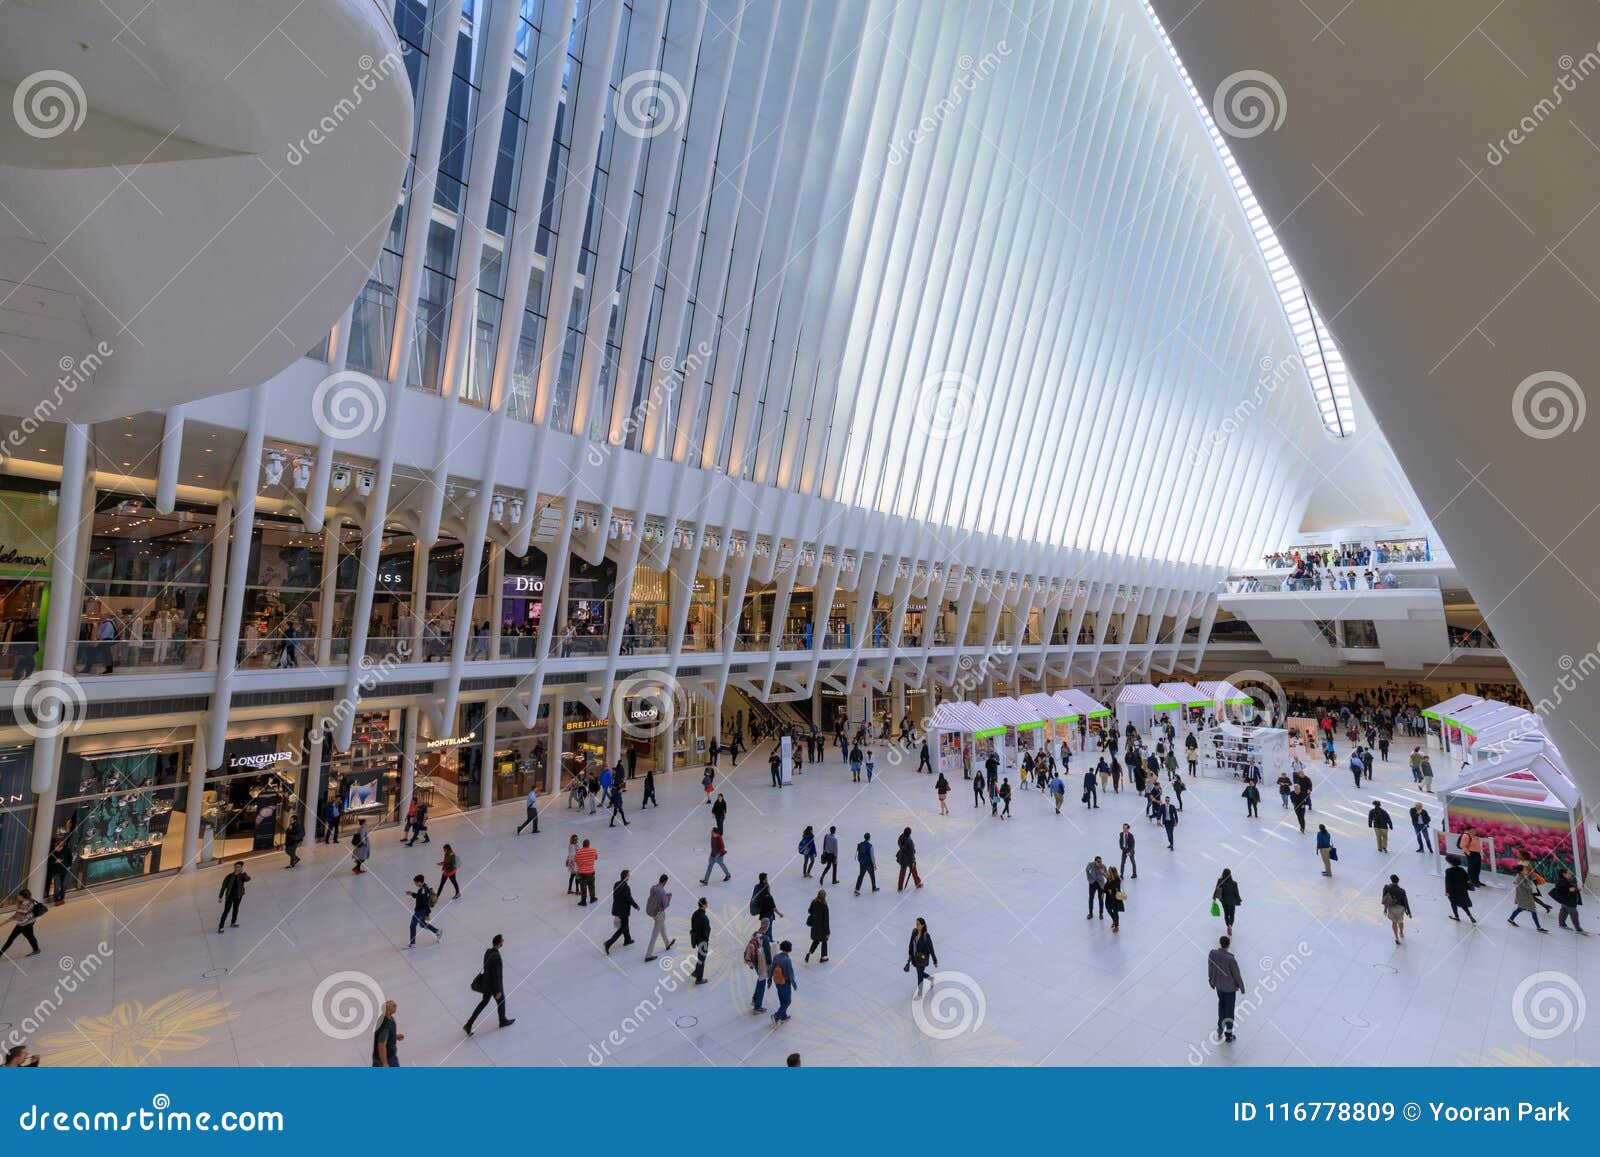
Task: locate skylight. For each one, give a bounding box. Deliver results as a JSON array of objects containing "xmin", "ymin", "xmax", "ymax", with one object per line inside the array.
[{"xmin": 1140, "ymin": 1, "xmax": 1356, "ymax": 437}]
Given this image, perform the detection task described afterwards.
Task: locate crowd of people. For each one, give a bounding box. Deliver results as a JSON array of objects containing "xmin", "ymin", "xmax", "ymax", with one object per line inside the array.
[{"xmin": 1263, "ymin": 540, "xmax": 1432, "ymax": 569}]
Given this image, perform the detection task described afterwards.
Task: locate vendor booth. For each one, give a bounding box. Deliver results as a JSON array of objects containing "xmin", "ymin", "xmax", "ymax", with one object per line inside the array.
[
  {"xmin": 1017, "ymin": 692, "xmax": 1079, "ymax": 751},
  {"xmin": 1449, "ymin": 699, "xmax": 1543, "ymax": 762},
  {"xmin": 1441, "ymin": 738, "xmax": 1587, "ymax": 882},
  {"xmin": 1206, "ymin": 723, "xmax": 1290, "ymax": 781},
  {"xmin": 980, "ymin": 696, "xmax": 1051, "ymax": 770},
  {"xmin": 1115, "ymin": 683, "xmax": 1184, "ymax": 738},
  {"xmin": 929, "ymin": 700, "xmax": 1004, "ymax": 779},
  {"xmin": 1157, "ymin": 682, "xmax": 1211, "ymax": 727},
  {"xmin": 1196, "ymin": 680, "xmax": 1257, "ymax": 723},
  {"xmin": 1421, "ymin": 693, "xmax": 1482, "ymax": 754},
  {"xmin": 1051, "ymin": 688, "xmax": 1111, "ymax": 748}
]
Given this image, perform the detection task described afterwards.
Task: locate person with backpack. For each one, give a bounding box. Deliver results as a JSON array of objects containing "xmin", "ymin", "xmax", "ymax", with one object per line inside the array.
[
  {"xmin": 0, "ymin": 890, "xmax": 42, "ymax": 957},
  {"xmin": 770, "ymin": 940, "xmax": 798, "ymax": 1024},
  {"xmin": 700, "ymin": 827, "xmax": 731, "ymax": 885},
  {"xmin": 216, "ymin": 862, "xmax": 250, "ymax": 932},
  {"xmin": 644, "ymin": 873, "xmax": 675, "ymax": 961},
  {"xmin": 750, "ymin": 872, "xmax": 781, "ymax": 926},
  {"xmin": 745, "ymin": 918, "xmax": 774, "ymax": 1012},
  {"xmin": 436, "ymin": 844, "xmax": 460, "ymax": 898},
  {"xmin": 906, "ymin": 917, "xmax": 938, "ymax": 997},
  {"xmin": 464, "ymin": 933, "xmax": 514, "ymax": 1034},
  {"xmin": 854, "ymin": 833, "xmax": 878, "ymax": 895},
  {"xmin": 350, "ymin": 819, "xmax": 370, "ymax": 873},
  {"xmin": 604, "ymin": 870, "xmax": 639, "ymax": 954},
  {"xmin": 690, "ymin": 898, "xmax": 712, "ymax": 983},
  {"xmin": 804, "ymin": 890, "xmax": 830, "ymax": 962},
  {"xmin": 798, "ymin": 827, "xmax": 817, "ymax": 877},
  {"xmin": 895, "ymin": 827, "xmax": 922, "ymax": 891},
  {"xmin": 820, "ymin": 826, "xmax": 840, "ymax": 885},
  {"xmin": 405, "ymin": 875, "xmax": 441, "ymax": 947}
]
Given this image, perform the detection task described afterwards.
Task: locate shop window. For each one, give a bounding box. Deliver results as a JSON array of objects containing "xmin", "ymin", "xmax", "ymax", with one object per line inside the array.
[{"xmin": 56, "ymin": 739, "xmax": 190, "ymax": 888}]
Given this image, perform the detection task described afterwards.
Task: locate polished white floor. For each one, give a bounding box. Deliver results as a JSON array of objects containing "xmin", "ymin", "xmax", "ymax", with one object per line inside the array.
[{"xmin": 1, "ymin": 735, "xmax": 1592, "ymax": 1067}]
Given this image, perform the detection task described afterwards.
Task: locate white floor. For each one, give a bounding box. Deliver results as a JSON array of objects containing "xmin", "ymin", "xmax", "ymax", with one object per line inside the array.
[{"xmin": 1, "ymin": 735, "xmax": 1592, "ymax": 1068}]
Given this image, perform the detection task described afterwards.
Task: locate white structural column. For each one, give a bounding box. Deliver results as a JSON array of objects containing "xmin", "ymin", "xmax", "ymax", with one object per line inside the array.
[
  {"xmin": 202, "ymin": 497, "xmax": 234, "ymax": 671},
  {"xmin": 155, "ymin": 406, "xmax": 185, "ymax": 515},
  {"xmin": 317, "ymin": 517, "xmax": 342, "ymax": 665},
  {"xmin": 28, "ymin": 421, "xmax": 89, "ymax": 792},
  {"xmin": 180, "ymin": 726, "xmax": 208, "ymax": 873},
  {"xmin": 478, "ymin": 705, "xmax": 497, "ymax": 813}
]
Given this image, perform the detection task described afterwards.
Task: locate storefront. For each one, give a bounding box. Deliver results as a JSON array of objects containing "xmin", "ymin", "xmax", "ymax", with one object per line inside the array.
[
  {"xmin": 491, "ymin": 703, "xmax": 551, "ymax": 801},
  {"xmin": 0, "ymin": 744, "xmax": 35, "ymax": 899},
  {"xmin": 320, "ymin": 709, "xmax": 405, "ymax": 828},
  {"xmin": 416, "ymin": 702, "xmax": 486, "ymax": 815},
  {"xmin": 560, "ymin": 703, "xmax": 608, "ymax": 789},
  {"xmin": 199, "ymin": 729, "xmax": 304, "ymax": 864},
  {"xmin": 55, "ymin": 731, "xmax": 192, "ymax": 889},
  {"xmin": 0, "ymin": 482, "xmax": 53, "ymax": 679}
]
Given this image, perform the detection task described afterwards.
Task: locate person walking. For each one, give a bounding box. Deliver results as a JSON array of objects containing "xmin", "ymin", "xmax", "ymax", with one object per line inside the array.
[
  {"xmin": 403, "ymin": 798, "xmax": 418, "ymax": 844},
  {"xmin": 1507, "ymin": 864, "xmax": 1550, "ymax": 932},
  {"xmin": 1550, "ymin": 869, "xmax": 1586, "ymax": 933},
  {"xmin": 1207, "ymin": 935, "xmax": 1245, "ymax": 1043},
  {"xmin": 1241, "ymin": 781, "xmax": 1260, "ymax": 818},
  {"xmin": 935, "ymin": 773, "xmax": 950, "ymax": 815},
  {"xmin": 1103, "ymin": 867, "xmax": 1125, "ymax": 932},
  {"xmin": 516, "ymin": 786, "xmax": 540, "ymax": 834},
  {"xmin": 599, "ymin": 763, "xmax": 614, "ymax": 810},
  {"xmin": 804, "ymin": 890, "xmax": 830, "ymax": 962},
  {"xmin": 894, "ymin": 827, "xmax": 924, "ymax": 891},
  {"xmin": 1276, "ymin": 772, "xmax": 1292, "ymax": 810},
  {"xmin": 1315, "ymin": 824, "xmax": 1334, "ymax": 876},
  {"xmin": 1349, "ymin": 750, "xmax": 1365, "ymax": 790},
  {"xmin": 608, "ymin": 774, "xmax": 629, "ymax": 827},
  {"xmin": 405, "ymin": 875, "xmax": 442, "ymax": 947},
  {"xmin": 854, "ymin": 832, "xmax": 879, "ymax": 894},
  {"xmin": 1409, "ymin": 802, "xmax": 1431, "ymax": 853},
  {"xmin": 644, "ymin": 873, "xmax": 676, "ymax": 961},
  {"xmin": 1458, "ymin": 828, "xmax": 1484, "ymax": 888},
  {"xmin": 917, "ymin": 740, "xmax": 933, "ymax": 773},
  {"xmin": 701, "ymin": 764, "xmax": 715, "ymax": 805},
  {"xmin": 464, "ymin": 934, "xmax": 515, "ymax": 1034},
  {"xmin": 1117, "ymin": 824, "xmax": 1137, "ymax": 879},
  {"xmin": 906, "ymin": 917, "xmax": 939, "ymax": 997},
  {"xmin": 820, "ymin": 826, "xmax": 840, "ymax": 884},
  {"xmin": 711, "ymin": 793, "xmax": 728, "ymax": 835},
  {"xmin": 1291, "ymin": 788, "xmax": 1309, "ymax": 834},
  {"xmin": 604, "ymin": 870, "xmax": 639, "ymax": 953},
  {"xmin": 406, "ymin": 801, "xmax": 430, "ymax": 846},
  {"xmin": 998, "ymin": 778, "xmax": 1012, "ymax": 819},
  {"xmin": 1443, "ymin": 855, "xmax": 1476, "ymax": 923},
  {"xmin": 284, "ymin": 814, "xmax": 304, "ymax": 868},
  {"xmin": 746, "ymin": 918, "xmax": 774, "ymax": 1013},
  {"xmin": 798, "ymin": 826, "xmax": 817, "ymax": 877},
  {"xmin": 350, "ymin": 819, "xmax": 371, "ymax": 874},
  {"xmin": 371, "ymin": 1000, "xmax": 402, "ymax": 1066},
  {"xmin": 1381, "ymin": 874, "xmax": 1411, "ymax": 944},
  {"xmin": 700, "ymin": 827, "xmax": 731, "ymax": 884},
  {"xmin": 1082, "ymin": 767, "xmax": 1098, "ymax": 810},
  {"xmin": 436, "ymin": 844, "xmax": 461, "ymax": 899},
  {"xmin": 1159, "ymin": 796, "xmax": 1179, "ymax": 849},
  {"xmin": 751, "ymin": 872, "xmax": 782, "ymax": 929},
  {"xmin": 1419, "ymin": 753, "xmax": 1434, "ymax": 793},
  {"xmin": 322, "ymin": 798, "xmax": 342, "ymax": 844},
  {"xmin": 1212, "ymin": 868, "xmax": 1241, "ymax": 936},
  {"xmin": 770, "ymin": 940, "xmax": 797, "ymax": 1024},
  {"xmin": 640, "ymin": 766, "xmax": 658, "ymax": 808},
  {"xmin": 690, "ymin": 898, "xmax": 712, "ymax": 983},
  {"xmin": 972, "ymin": 772, "xmax": 987, "ymax": 809},
  {"xmin": 216, "ymin": 862, "xmax": 250, "ymax": 932},
  {"xmin": 1367, "ymin": 800, "xmax": 1393, "ymax": 853},
  {"xmin": 0, "ymin": 891, "xmax": 40, "ymax": 958},
  {"xmin": 1085, "ymin": 856, "xmax": 1107, "ymax": 920},
  {"xmin": 574, "ymin": 838, "xmax": 598, "ymax": 905},
  {"xmin": 45, "ymin": 839, "xmax": 71, "ymax": 905}
]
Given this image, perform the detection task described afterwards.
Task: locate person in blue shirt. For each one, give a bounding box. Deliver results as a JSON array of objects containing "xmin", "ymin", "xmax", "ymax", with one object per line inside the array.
[
  {"xmin": 598, "ymin": 764, "xmax": 614, "ymax": 808},
  {"xmin": 1315, "ymin": 825, "xmax": 1334, "ymax": 876},
  {"xmin": 854, "ymin": 833, "xmax": 878, "ymax": 894}
]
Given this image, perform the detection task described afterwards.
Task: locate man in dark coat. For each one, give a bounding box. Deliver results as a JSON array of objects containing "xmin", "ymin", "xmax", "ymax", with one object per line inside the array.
[{"xmin": 464, "ymin": 933, "xmax": 515, "ymax": 1034}]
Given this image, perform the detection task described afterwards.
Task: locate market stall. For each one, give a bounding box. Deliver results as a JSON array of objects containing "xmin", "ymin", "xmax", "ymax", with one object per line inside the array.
[
  {"xmin": 1115, "ymin": 683, "xmax": 1183, "ymax": 738},
  {"xmin": 1052, "ymin": 688, "xmax": 1112, "ymax": 748},
  {"xmin": 929, "ymin": 700, "xmax": 1004, "ymax": 779},
  {"xmin": 1017, "ymin": 692, "xmax": 1079, "ymax": 752},
  {"xmin": 1196, "ymin": 680, "xmax": 1257, "ymax": 724},
  {"xmin": 1441, "ymin": 738, "xmax": 1587, "ymax": 882},
  {"xmin": 980, "ymin": 696, "xmax": 1052, "ymax": 771},
  {"xmin": 1157, "ymin": 682, "xmax": 1212, "ymax": 728},
  {"xmin": 1449, "ymin": 699, "xmax": 1542, "ymax": 762},
  {"xmin": 1205, "ymin": 723, "xmax": 1290, "ymax": 781},
  {"xmin": 1421, "ymin": 693, "xmax": 1482, "ymax": 754}
]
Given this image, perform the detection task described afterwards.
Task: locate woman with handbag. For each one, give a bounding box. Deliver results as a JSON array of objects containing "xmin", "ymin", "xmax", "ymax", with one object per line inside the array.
[
  {"xmin": 905, "ymin": 917, "xmax": 938, "ymax": 996},
  {"xmin": 1103, "ymin": 868, "xmax": 1126, "ymax": 932},
  {"xmin": 804, "ymin": 890, "xmax": 830, "ymax": 962},
  {"xmin": 1212, "ymin": 869, "xmax": 1241, "ymax": 936},
  {"xmin": 0, "ymin": 890, "xmax": 42, "ymax": 957},
  {"xmin": 1380, "ymin": 874, "xmax": 1412, "ymax": 944}
]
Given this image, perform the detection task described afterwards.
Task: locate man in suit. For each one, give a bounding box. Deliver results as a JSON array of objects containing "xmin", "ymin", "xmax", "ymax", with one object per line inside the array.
[
  {"xmin": 604, "ymin": 870, "xmax": 638, "ymax": 954},
  {"xmin": 1159, "ymin": 796, "xmax": 1180, "ymax": 849},
  {"xmin": 464, "ymin": 933, "xmax": 514, "ymax": 1034},
  {"xmin": 217, "ymin": 862, "xmax": 250, "ymax": 932},
  {"xmin": 1207, "ymin": 935, "xmax": 1245, "ymax": 1042},
  {"xmin": 1118, "ymin": 824, "xmax": 1137, "ymax": 878},
  {"xmin": 690, "ymin": 897, "xmax": 711, "ymax": 984}
]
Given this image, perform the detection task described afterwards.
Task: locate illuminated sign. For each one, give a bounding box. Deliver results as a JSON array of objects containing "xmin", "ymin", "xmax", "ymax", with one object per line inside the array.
[{"xmin": 423, "ymin": 731, "xmax": 478, "ymax": 751}]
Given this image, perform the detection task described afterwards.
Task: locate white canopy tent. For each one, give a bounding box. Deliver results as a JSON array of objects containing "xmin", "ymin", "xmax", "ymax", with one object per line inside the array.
[
  {"xmin": 1116, "ymin": 683, "xmax": 1184, "ymax": 737},
  {"xmin": 1157, "ymin": 682, "xmax": 1211, "ymax": 724},
  {"xmin": 929, "ymin": 700, "xmax": 1005, "ymax": 779},
  {"xmin": 1449, "ymin": 700, "xmax": 1541, "ymax": 760},
  {"xmin": 1049, "ymin": 688, "xmax": 1113, "ymax": 749},
  {"xmin": 1196, "ymin": 680, "xmax": 1256, "ymax": 723},
  {"xmin": 980, "ymin": 697, "xmax": 1052, "ymax": 768},
  {"xmin": 1206, "ymin": 723, "xmax": 1291, "ymax": 781},
  {"xmin": 1017, "ymin": 692, "xmax": 1078, "ymax": 750},
  {"xmin": 1442, "ymin": 737, "xmax": 1587, "ymax": 881},
  {"xmin": 1421, "ymin": 693, "xmax": 1483, "ymax": 753}
]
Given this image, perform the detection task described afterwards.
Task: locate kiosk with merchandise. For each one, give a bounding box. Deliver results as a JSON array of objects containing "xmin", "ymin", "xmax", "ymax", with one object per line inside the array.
[
  {"xmin": 1448, "ymin": 700, "xmax": 1543, "ymax": 764},
  {"xmin": 1196, "ymin": 680, "xmax": 1255, "ymax": 723},
  {"xmin": 1421, "ymin": 693, "xmax": 1481, "ymax": 754},
  {"xmin": 1157, "ymin": 682, "xmax": 1211, "ymax": 728},
  {"xmin": 1115, "ymin": 684, "xmax": 1183, "ymax": 738},
  {"xmin": 1051, "ymin": 688, "xmax": 1110, "ymax": 748},
  {"xmin": 1442, "ymin": 737, "xmax": 1586, "ymax": 882},
  {"xmin": 1205, "ymin": 724, "xmax": 1290, "ymax": 781},
  {"xmin": 1017, "ymin": 692, "xmax": 1079, "ymax": 752},
  {"xmin": 929, "ymin": 701, "xmax": 1003, "ymax": 778},
  {"xmin": 980, "ymin": 697, "xmax": 1050, "ymax": 769}
]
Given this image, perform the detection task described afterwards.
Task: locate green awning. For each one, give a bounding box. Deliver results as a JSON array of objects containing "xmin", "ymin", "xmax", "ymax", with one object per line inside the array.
[
  {"xmin": 1185, "ymin": 698, "xmax": 1210, "ymax": 707},
  {"xmin": 1053, "ymin": 714, "xmax": 1081, "ymax": 725},
  {"xmin": 1224, "ymin": 696, "xmax": 1252, "ymax": 705},
  {"xmin": 1153, "ymin": 701, "xmax": 1181, "ymax": 711},
  {"xmin": 1420, "ymin": 710, "xmax": 1440, "ymax": 720},
  {"xmin": 1089, "ymin": 708, "xmax": 1112, "ymax": 718},
  {"xmin": 1016, "ymin": 720, "xmax": 1047, "ymax": 731},
  {"xmin": 974, "ymin": 726, "xmax": 1007, "ymax": 740}
]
